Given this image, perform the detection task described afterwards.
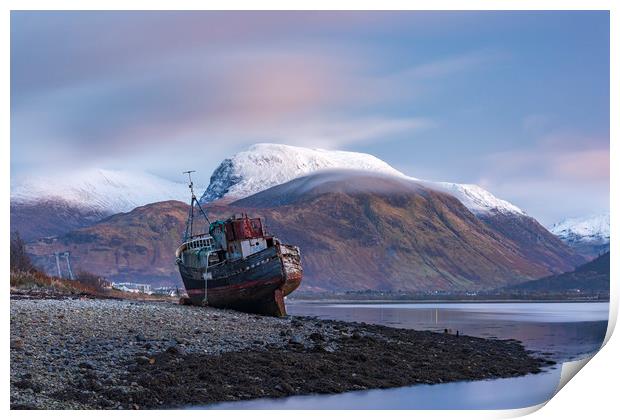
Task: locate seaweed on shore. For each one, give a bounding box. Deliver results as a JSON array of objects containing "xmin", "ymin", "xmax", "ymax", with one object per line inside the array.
[{"xmin": 51, "ymin": 324, "xmax": 552, "ymax": 409}]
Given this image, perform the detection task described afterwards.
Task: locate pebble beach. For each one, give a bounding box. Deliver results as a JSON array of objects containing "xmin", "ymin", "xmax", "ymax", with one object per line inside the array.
[{"xmin": 10, "ymin": 296, "xmax": 553, "ymax": 409}]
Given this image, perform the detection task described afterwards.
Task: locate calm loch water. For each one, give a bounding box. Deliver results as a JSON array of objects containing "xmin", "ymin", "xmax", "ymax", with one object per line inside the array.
[
  {"xmin": 202, "ymin": 301, "xmax": 609, "ymax": 410},
  {"xmin": 288, "ymin": 301, "xmax": 609, "ymax": 363}
]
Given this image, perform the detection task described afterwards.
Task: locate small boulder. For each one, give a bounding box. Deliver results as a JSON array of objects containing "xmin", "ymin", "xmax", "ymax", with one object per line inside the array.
[
  {"xmin": 309, "ymin": 332, "xmax": 325, "ymax": 342},
  {"xmin": 136, "ymin": 356, "xmax": 150, "ymax": 365},
  {"xmin": 166, "ymin": 345, "xmax": 186, "ymax": 355},
  {"xmin": 313, "ymin": 343, "xmax": 336, "ymax": 353},
  {"xmin": 10, "ymin": 338, "xmax": 24, "ymax": 350},
  {"xmin": 78, "ymin": 361, "xmax": 95, "ymax": 370},
  {"xmin": 288, "ymin": 334, "xmax": 304, "ymax": 345}
]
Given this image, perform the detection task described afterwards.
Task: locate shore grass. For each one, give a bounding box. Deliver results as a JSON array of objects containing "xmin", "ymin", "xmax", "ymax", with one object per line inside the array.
[
  {"xmin": 10, "ymin": 271, "xmax": 176, "ymax": 302},
  {"xmin": 11, "ymin": 271, "xmax": 82, "ymax": 291}
]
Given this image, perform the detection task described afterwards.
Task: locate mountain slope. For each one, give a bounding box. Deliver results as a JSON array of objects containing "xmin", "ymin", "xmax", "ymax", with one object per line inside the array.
[
  {"xmin": 10, "ymin": 201, "xmax": 108, "ymax": 242},
  {"xmin": 549, "ymin": 213, "xmax": 610, "ymax": 258},
  {"xmin": 199, "ymin": 143, "xmax": 525, "ymax": 217},
  {"xmin": 231, "ymin": 171, "xmax": 583, "ymax": 291},
  {"xmin": 11, "ymin": 168, "xmax": 193, "ymax": 213},
  {"xmin": 504, "ymin": 252, "xmax": 609, "ymax": 293},
  {"xmin": 25, "ymin": 172, "xmax": 584, "ymax": 291},
  {"xmin": 427, "ymin": 182, "xmax": 525, "ymax": 216},
  {"xmin": 12, "ymin": 144, "xmax": 527, "ymax": 243},
  {"xmin": 200, "ymin": 143, "xmax": 407, "ymax": 203},
  {"xmin": 477, "ymin": 212, "xmax": 583, "ymax": 277},
  {"xmin": 11, "ymin": 168, "xmax": 197, "ymax": 241},
  {"xmin": 26, "ymin": 200, "xmax": 191, "ymax": 286}
]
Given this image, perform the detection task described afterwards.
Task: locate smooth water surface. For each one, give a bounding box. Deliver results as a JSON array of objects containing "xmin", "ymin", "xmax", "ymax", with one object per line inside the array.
[
  {"xmin": 203, "ymin": 369, "xmax": 561, "ymax": 410},
  {"xmin": 288, "ymin": 301, "xmax": 609, "ymax": 362},
  {"xmin": 201, "ymin": 301, "xmax": 609, "ymax": 410}
]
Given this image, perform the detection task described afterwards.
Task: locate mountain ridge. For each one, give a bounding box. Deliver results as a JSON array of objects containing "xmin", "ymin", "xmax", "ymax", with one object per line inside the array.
[
  {"xmin": 199, "ymin": 143, "xmax": 526, "ymax": 217},
  {"xmin": 25, "ymin": 172, "xmax": 584, "ymax": 291},
  {"xmin": 548, "ymin": 213, "xmax": 610, "ymax": 258},
  {"xmin": 10, "ymin": 168, "xmax": 201, "ymax": 241},
  {"xmin": 11, "ymin": 168, "xmax": 198, "ymax": 214},
  {"xmin": 200, "ymin": 143, "xmax": 408, "ymax": 203},
  {"xmin": 503, "ymin": 252, "xmax": 609, "ymax": 294},
  {"xmin": 229, "ymin": 171, "xmax": 582, "ymax": 291},
  {"xmin": 12, "ymin": 143, "xmax": 530, "ymax": 243}
]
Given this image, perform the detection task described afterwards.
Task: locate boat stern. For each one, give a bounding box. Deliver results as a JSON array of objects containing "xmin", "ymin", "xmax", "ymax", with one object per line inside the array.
[{"xmin": 278, "ymin": 243, "xmax": 303, "ymax": 297}]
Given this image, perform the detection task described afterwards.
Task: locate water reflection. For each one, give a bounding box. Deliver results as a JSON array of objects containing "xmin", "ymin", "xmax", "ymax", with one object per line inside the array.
[
  {"xmin": 288, "ymin": 302, "xmax": 609, "ymax": 362},
  {"xmin": 195, "ymin": 302, "xmax": 609, "ymax": 409},
  {"xmin": 203, "ymin": 369, "xmax": 561, "ymax": 410}
]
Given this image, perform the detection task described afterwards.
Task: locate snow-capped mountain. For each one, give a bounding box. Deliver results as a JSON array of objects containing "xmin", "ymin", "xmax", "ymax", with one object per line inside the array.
[
  {"xmin": 200, "ymin": 143, "xmax": 406, "ymax": 203},
  {"xmin": 200, "ymin": 143, "xmax": 525, "ymax": 216},
  {"xmin": 11, "ymin": 168, "xmax": 194, "ymax": 213},
  {"xmin": 14, "ymin": 143, "xmax": 585, "ymax": 289},
  {"xmin": 428, "ymin": 182, "xmax": 525, "ymax": 216},
  {"xmin": 549, "ymin": 213, "xmax": 610, "ymax": 257}
]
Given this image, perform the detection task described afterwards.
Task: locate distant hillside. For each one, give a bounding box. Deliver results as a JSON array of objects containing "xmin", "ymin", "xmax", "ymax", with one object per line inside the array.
[
  {"xmin": 504, "ymin": 252, "xmax": 609, "ymax": 293},
  {"xmin": 478, "ymin": 212, "xmax": 583, "ymax": 277},
  {"xmin": 11, "ymin": 168, "xmax": 194, "ymax": 213},
  {"xmin": 11, "ymin": 168, "xmax": 199, "ymax": 241},
  {"xmin": 25, "ymin": 172, "xmax": 585, "ymax": 291},
  {"xmin": 26, "ymin": 200, "xmax": 191, "ymax": 286},
  {"xmin": 11, "ymin": 201, "xmax": 109, "ymax": 242},
  {"xmin": 548, "ymin": 213, "xmax": 610, "ymax": 259},
  {"xmin": 229, "ymin": 171, "xmax": 583, "ymax": 291},
  {"xmin": 13, "ymin": 143, "xmax": 528, "ymax": 244}
]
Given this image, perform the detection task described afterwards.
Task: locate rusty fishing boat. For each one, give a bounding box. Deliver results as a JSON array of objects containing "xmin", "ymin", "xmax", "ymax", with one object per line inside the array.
[{"xmin": 175, "ymin": 171, "xmax": 302, "ymax": 316}]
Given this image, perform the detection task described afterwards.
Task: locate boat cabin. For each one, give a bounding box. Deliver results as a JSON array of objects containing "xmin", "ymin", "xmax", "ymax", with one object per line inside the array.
[
  {"xmin": 215, "ymin": 214, "xmax": 273, "ymax": 260},
  {"xmin": 178, "ymin": 214, "xmax": 274, "ymax": 268},
  {"xmin": 185, "ymin": 234, "xmax": 216, "ymax": 251},
  {"xmin": 178, "ymin": 234, "xmax": 223, "ymax": 268}
]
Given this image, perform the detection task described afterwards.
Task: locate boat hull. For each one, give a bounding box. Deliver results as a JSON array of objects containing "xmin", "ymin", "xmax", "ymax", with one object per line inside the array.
[{"xmin": 178, "ymin": 243, "xmax": 302, "ymax": 316}]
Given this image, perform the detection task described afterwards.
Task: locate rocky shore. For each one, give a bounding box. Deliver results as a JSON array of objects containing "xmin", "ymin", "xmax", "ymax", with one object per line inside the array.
[{"xmin": 10, "ymin": 297, "xmax": 554, "ymax": 409}]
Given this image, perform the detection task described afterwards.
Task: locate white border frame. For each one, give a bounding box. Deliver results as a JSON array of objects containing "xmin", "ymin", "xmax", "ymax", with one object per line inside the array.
[{"xmin": 3, "ymin": 2, "xmax": 616, "ymax": 419}]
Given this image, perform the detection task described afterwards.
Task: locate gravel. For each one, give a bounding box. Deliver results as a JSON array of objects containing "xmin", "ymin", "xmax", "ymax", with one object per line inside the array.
[{"xmin": 10, "ymin": 297, "xmax": 552, "ymax": 409}]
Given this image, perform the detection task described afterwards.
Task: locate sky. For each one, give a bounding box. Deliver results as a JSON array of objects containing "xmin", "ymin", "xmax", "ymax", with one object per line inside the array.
[{"xmin": 10, "ymin": 11, "xmax": 609, "ymax": 225}]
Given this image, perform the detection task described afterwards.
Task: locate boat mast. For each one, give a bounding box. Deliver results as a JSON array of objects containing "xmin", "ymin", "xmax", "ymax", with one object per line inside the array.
[{"xmin": 182, "ymin": 170, "xmax": 211, "ymax": 242}]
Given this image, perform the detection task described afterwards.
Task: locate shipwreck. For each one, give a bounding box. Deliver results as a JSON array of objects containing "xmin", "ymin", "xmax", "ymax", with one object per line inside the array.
[{"xmin": 175, "ymin": 171, "xmax": 303, "ymax": 316}]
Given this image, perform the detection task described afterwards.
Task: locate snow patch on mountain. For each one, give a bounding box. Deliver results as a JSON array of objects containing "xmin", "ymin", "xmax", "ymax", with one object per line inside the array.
[
  {"xmin": 200, "ymin": 143, "xmax": 525, "ymax": 216},
  {"xmin": 11, "ymin": 144, "xmax": 527, "ymax": 218},
  {"xmin": 549, "ymin": 213, "xmax": 610, "ymax": 244},
  {"xmin": 428, "ymin": 182, "xmax": 526, "ymax": 216},
  {"xmin": 11, "ymin": 168, "xmax": 195, "ymax": 213},
  {"xmin": 200, "ymin": 143, "xmax": 408, "ymax": 203}
]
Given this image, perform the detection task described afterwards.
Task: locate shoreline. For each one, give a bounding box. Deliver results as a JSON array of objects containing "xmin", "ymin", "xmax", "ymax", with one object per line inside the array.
[
  {"xmin": 11, "ymin": 296, "xmax": 554, "ymax": 410},
  {"xmin": 288, "ymin": 297, "xmax": 610, "ymax": 305}
]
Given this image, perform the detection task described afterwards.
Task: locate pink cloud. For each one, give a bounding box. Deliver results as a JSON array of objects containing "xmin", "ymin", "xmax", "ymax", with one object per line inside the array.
[
  {"xmin": 209, "ymin": 51, "xmax": 354, "ymax": 123},
  {"xmin": 550, "ymin": 149, "xmax": 609, "ymax": 181},
  {"xmin": 483, "ymin": 135, "xmax": 609, "ymax": 182}
]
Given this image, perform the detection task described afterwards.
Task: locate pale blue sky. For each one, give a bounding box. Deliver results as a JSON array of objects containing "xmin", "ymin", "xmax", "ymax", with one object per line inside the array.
[{"xmin": 11, "ymin": 11, "xmax": 609, "ymax": 224}]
